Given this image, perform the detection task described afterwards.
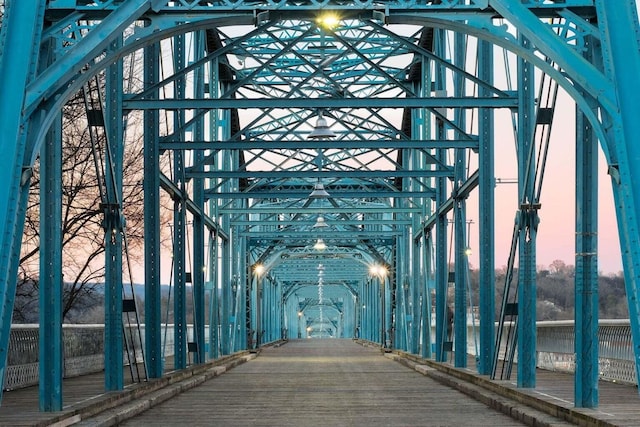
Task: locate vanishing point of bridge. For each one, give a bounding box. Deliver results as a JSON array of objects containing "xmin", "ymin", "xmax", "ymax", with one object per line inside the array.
[{"xmin": 2, "ymin": 0, "xmax": 640, "ymax": 423}]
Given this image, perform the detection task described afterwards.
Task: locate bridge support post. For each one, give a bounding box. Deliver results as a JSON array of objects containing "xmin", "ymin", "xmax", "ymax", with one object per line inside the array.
[
  {"xmin": 516, "ymin": 33, "xmax": 537, "ymax": 389},
  {"xmin": 595, "ymin": 0, "xmax": 640, "ymax": 392},
  {"xmin": 453, "ymin": 31, "xmax": 468, "ymax": 369},
  {"xmin": 574, "ymin": 91, "xmax": 599, "ymax": 408},
  {"xmin": 104, "ymin": 37, "xmax": 125, "ymax": 392},
  {"xmin": 39, "ymin": 112, "xmax": 63, "ymax": 411},
  {"xmin": 0, "ymin": 0, "xmax": 46, "ymax": 406},
  {"xmin": 477, "ymin": 38, "xmax": 495, "ymax": 376},
  {"xmin": 143, "ymin": 41, "xmax": 163, "ymax": 378}
]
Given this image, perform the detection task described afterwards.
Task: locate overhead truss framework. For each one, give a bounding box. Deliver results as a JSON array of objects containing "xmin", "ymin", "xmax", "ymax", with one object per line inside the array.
[{"xmin": 1, "ymin": 0, "xmax": 639, "ymax": 412}]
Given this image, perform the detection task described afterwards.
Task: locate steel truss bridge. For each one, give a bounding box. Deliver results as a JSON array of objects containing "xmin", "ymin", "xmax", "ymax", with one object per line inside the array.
[{"xmin": 1, "ymin": 0, "xmax": 640, "ymax": 413}]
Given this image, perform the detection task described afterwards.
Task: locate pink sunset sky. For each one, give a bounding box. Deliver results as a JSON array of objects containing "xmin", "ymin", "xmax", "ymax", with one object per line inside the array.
[{"xmin": 466, "ymin": 89, "xmax": 623, "ymax": 275}]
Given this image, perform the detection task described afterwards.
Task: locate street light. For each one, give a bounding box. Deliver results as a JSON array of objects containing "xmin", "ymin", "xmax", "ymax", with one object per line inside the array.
[{"xmin": 369, "ymin": 263, "xmax": 389, "ymax": 349}]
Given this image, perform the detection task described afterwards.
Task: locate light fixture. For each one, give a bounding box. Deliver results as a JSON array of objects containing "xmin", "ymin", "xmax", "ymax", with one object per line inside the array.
[
  {"xmin": 307, "ymin": 112, "xmax": 335, "ymax": 199},
  {"xmin": 314, "ymin": 238, "xmax": 327, "ymax": 251},
  {"xmin": 369, "ymin": 263, "xmax": 388, "ymax": 279},
  {"xmin": 254, "ymin": 264, "xmax": 265, "ymax": 276},
  {"xmin": 313, "ymin": 215, "xmax": 329, "ymax": 228},
  {"xmin": 307, "ymin": 112, "xmax": 336, "ymax": 140},
  {"xmin": 309, "ymin": 180, "xmax": 330, "ymax": 198}
]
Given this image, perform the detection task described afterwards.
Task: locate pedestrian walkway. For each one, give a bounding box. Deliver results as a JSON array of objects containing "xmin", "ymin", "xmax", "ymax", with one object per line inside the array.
[
  {"xmin": 118, "ymin": 339, "xmax": 528, "ymax": 427},
  {"xmin": 1, "ymin": 339, "xmax": 640, "ymax": 426}
]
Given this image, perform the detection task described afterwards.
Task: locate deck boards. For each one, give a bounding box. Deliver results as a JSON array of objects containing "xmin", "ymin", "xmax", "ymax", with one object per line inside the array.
[{"xmin": 120, "ymin": 340, "xmax": 527, "ymax": 427}]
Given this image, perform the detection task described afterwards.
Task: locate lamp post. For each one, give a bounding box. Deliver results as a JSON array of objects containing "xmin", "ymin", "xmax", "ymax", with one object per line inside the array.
[
  {"xmin": 298, "ymin": 311, "xmax": 303, "ymax": 339},
  {"xmin": 369, "ymin": 264, "xmax": 388, "ymax": 349},
  {"xmin": 253, "ymin": 264, "xmax": 265, "ymax": 349}
]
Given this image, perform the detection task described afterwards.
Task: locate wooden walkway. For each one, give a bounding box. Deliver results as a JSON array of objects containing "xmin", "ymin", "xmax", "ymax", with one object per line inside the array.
[{"xmin": 0, "ymin": 340, "xmax": 639, "ymax": 426}]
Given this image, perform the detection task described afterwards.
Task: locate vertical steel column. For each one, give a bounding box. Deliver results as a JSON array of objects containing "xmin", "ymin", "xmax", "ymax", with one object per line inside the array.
[
  {"xmin": 516, "ymin": 33, "xmax": 537, "ymax": 388},
  {"xmin": 575, "ymin": 96, "xmax": 599, "ymax": 408},
  {"xmin": 435, "ymin": 143, "xmax": 448, "ymax": 362},
  {"xmin": 453, "ymin": 31, "xmax": 468, "ymax": 368},
  {"xmin": 262, "ymin": 276, "xmax": 269, "ymax": 342},
  {"xmin": 143, "ymin": 41, "xmax": 163, "ymax": 378},
  {"xmin": 192, "ymin": 158, "xmax": 205, "ymax": 361},
  {"xmin": 0, "ymin": 1, "xmax": 45, "ymax": 404},
  {"xmin": 411, "ymin": 237, "xmax": 421, "ymax": 354},
  {"xmin": 220, "ymin": 147, "xmax": 232, "ymax": 354},
  {"xmin": 172, "ymin": 33, "xmax": 187, "ymax": 370},
  {"xmin": 237, "ymin": 228, "xmax": 248, "ymax": 350},
  {"xmin": 208, "ymin": 230, "xmax": 220, "ymax": 359},
  {"xmin": 422, "ymin": 232, "xmax": 433, "ymax": 359},
  {"xmin": 172, "ymin": 180, "xmax": 187, "ymax": 369},
  {"xmin": 433, "ymin": 27, "xmax": 449, "ymax": 362},
  {"xmin": 395, "ymin": 231, "xmax": 408, "ymax": 351},
  {"xmin": 104, "ymin": 38, "xmax": 124, "ymax": 390},
  {"xmin": 595, "ymin": 0, "xmax": 640, "ymax": 390},
  {"xmin": 192, "ymin": 31, "xmax": 206, "ymax": 364},
  {"xmin": 221, "ymin": 239, "xmax": 231, "ymax": 354},
  {"xmin": 477, "ymin": 38, "xmax": 495, "ymax": 375},
  {"xmin": 453, "ymin": 202, "xmax": 467, "ymax": 368},
  {"xmin": 358, "ymin": 281, "xmax": 365, "ymax": 340},
  {"xmin": 252, "ymin": 269, "xmax": 261, "ymax": 348},
  {"xmin": 39, "ymin": 114, "xmax": 63, "ymax": 411}
]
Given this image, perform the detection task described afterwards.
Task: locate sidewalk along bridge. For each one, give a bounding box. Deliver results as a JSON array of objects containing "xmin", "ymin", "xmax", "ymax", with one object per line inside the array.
[{"xmin": 2, "ymin": 0, "xmax": 640, "ymax": 415}]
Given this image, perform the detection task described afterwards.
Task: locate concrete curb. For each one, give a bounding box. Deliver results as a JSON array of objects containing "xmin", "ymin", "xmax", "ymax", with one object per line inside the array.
[{"xmin": 386, "ymin": 350, "xmax": 617, "ymax": 427}]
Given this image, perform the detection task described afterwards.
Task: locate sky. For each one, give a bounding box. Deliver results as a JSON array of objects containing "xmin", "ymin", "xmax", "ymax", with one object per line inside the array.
[{"xmin": 465, "ymin": 89, "xmax": 623, "ymax": 275}]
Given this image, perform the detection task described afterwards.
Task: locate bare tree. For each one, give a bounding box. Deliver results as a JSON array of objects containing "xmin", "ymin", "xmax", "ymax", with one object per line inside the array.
[{"xmin": 17, "ymin": 88, "xmax": 145, "ymax": 323}]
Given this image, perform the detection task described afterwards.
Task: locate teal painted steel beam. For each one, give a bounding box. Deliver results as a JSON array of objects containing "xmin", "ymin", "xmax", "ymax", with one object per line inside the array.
[
  {"xmin": 595, "ymin": 0, "xmax": 640, "ymax": 392},
  {"xmin": 453, "ymin": 31, "xmax": 467, "ymax": 369},
  {"xmin": 246, "ymin": 234, "xmax": 402, "ymax": 241},
  {"xmin": 223, "ymin": 207, "xmax": 420, "ymax": 214},
  {"xmin": 39, "ymin": 114, "xmax": 63, "ymax": 412},
  {"xmin": 575, "ymin": 93, "xmax": 599, "ymax": 408},
  {"xmin": 104, "ymin": 39, "xmax": 124, "ymax": 391},
  {"xmin": 232, "ymin": 219, "xmax": 411, "ymax": 227},
  {"xmin": 143, "ymin": 41, "xmax": 163, "ymax": 379},
  {"xmin": 172, "ymin": 33, "xmax": 188, "ymax": 371},
  {"xmin": 123, "ymin": 96, "xmax": 517, "ymax": 110},
  {"xmin": 192, "ymin": 30, "xmax": 207, "ymax": 364},
  {"xmin": 221, "ymin": 240, "xmax": 231, "ymax": 355},
  {"xmin": 160, "ymin": 139, "xmax": 479, "ymax": 151},
  {"xmin": 206, "ymin": 190, "xmax": 436, "ymax": 199},
  {"xmin": 208, "ymin": 230, "xmax": 220, "ymax": 359},
  {"xmin": 45, "ymin": 0, "xmax": 595, "ymax": 14},
  {"xmin": 0, "ymin": 0, "xmax": 46, "ymax": 406},
  {"xmin": 435, "ymin": 146, "xmax": 449, "ymax": 360},
  {"xmin": 159, "ymin": 173, "xmax": 229, "ymax": 241},
  {"xmin": 416, "ymin": 170, "xmax": 479, "ymax": 238},
  {"xmin": 25, "ymin": 0, "xmax": 153, "ymax": 117},
  {"xmin": 477, "ymin": 39, "xmax": 495, "ymax": 376},
  {"xmin": 488, "ymin": 0, "xmax": 615, "ymax": 116},
  {"xmin": 516, "ymin": 34, "xmax": 537, "ymax": 389},
  {"xmin": 187, "ymin": 170, "xmax": 453, "ymax": 179}
]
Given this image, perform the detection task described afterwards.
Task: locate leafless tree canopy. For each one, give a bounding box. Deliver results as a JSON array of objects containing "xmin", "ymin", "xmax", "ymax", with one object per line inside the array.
[{"xmin": 18, "ymin": 83, "xmax": 145, "ymax": 323}]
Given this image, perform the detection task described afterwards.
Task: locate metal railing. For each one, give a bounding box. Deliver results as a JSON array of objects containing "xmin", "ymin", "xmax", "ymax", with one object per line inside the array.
[{"xmin": 4, "ymin": 320, "xmax": 636, "ymax": 391}]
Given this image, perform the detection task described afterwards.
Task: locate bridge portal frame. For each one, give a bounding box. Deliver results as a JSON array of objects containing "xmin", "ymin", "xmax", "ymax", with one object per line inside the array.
[{"xmin": 0, "ymin": 0, "xmax": 639, "ymax": 412}]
